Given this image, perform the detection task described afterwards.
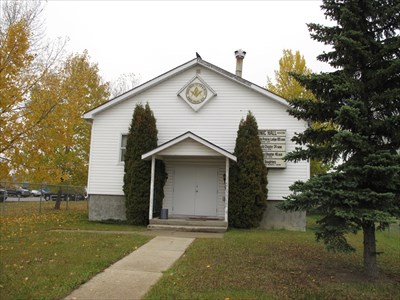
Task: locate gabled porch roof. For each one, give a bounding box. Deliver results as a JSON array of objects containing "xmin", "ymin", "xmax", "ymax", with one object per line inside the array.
[{"xmin": 141, "ymin": 131, "xmax": 237, "ymax": 162}]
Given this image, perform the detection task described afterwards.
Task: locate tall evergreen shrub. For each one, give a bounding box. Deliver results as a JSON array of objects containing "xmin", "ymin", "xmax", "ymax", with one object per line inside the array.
[
  {"xmin": 123, "ymin": 103, "xmax": 163, "ymax": 225},
  {"xmin": 153, "ymin": 159, "xmax": 167, "ymax": 218},
  {"xmin": 229, "ymin": 112, "xmax": 268, "ymax": 228}
]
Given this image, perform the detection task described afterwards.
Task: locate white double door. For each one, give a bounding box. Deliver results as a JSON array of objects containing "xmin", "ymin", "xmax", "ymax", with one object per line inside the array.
[{"xmin": 173, "ymin": 166, "xmax": 218, "ymax": 216}]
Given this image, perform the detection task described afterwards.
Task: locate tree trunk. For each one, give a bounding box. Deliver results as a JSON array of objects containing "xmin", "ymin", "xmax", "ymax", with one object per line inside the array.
[
  {"xmin": 54, "ymin": 187, "xmax": 62, "ymax": 210},
  {"xmin": 363, "ymin": 222, "xmax": 378, "ymax": 278}
]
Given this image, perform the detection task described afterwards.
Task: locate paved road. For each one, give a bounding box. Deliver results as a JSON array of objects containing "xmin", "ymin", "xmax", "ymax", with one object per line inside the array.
[
  {"xmin": 3, "ymin": 196, "xmax": 46, "ymax": 202},
  {"xmin": 3, "ymin": 196, "xmax": 85, "ymax": 202}
]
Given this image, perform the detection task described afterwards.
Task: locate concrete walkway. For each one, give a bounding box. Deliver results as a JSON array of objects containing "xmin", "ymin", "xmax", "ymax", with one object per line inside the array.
[{"xmin": 65, "ymin": 236, "xmax": 194, "ymax": 300}]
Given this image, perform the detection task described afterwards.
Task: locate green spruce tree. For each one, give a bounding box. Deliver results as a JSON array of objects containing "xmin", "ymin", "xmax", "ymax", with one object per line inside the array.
[
  {"xmin": 229, "ymin": 112, "xmax": 268, "ymax": 228},
  {"xmin": 123, "ymin": 103, "xmax": 160, "ymax": 225},
  {"xmin": 280, "ymin": 0, "xmax": 400, "ymax": 278}
]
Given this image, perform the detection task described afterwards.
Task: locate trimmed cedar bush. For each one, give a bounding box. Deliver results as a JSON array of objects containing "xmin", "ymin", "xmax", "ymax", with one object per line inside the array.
[
  {"xmin": 123, "ymin": 103, "xmax": 165, "ymax": 225},
  {"xmin": 229, "ymin": 111, "xmax": 268, "ymax": 228},
  {"xmin": 153, "ymin": 159, "xmax": 167, "ymax": 218}
]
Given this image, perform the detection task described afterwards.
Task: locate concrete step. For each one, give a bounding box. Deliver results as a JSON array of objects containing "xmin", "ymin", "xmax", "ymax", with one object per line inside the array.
[
  {"xmin": 149, "ymin": 218, "xmax": 227, "ymax": 228},
  {"xmin": 147, "ymin": 224, "xmax": 227, "ymax": 233}
]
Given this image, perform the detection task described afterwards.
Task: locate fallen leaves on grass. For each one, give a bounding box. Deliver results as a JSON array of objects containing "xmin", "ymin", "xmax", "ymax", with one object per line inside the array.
[{"xmin": 0, "ymin": 201, "xmax": 151, "ymax": 300}]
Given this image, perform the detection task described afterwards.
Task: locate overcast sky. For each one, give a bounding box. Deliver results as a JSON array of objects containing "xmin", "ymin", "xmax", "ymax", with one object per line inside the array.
[{"xmin": 43, "ymin": 0, "xmax": 334, "ymax": 88}]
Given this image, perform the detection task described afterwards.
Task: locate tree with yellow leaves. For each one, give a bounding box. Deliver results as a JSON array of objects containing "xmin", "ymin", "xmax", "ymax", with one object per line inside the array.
[
  {"xmin": 267, "ymin": 49, "xmax": 315, "ymax": 100},
  {"xmin": 1, "ymin": 1, "xmax": 108, "ymax": 187},
  {"xmin": 0, "ymin": 19, "xmax": 33, "ymax": 179},
  {"xmin": 17, "ymin": 51, "xmax": 110, "ymax": 186},
  {"xmin": 0, "ymin": 0, "xmax": 64, "ymax": 180}
]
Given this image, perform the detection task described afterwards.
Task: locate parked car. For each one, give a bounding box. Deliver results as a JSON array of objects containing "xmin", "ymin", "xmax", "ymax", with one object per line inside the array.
[
  {"xmin": 31, "ymin": 189, "xmax": 41, "ymax": 197},
  {"xmin": 48, "ymin": 193, "xmax": 86, "ymax": 201},
  {"xmin": 7, "ymin": 187, "xmax": 31, "ymax": 198},
  {"xmin": 71, "ymin": 193, "xmax": 86, "ymax": 201},
  {"xmin": 0, "ymin": 188, "xmax": 7, "ymax": 202},
  {"xmin": 31, "ymin": 189, "xmax": 47, "ymax": 197}
]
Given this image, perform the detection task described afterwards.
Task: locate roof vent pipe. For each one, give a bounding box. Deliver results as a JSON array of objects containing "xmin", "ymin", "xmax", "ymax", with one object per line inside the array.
[{"xmin": 234, "ymin": 49, "xmax": 246, "ymax": 77}]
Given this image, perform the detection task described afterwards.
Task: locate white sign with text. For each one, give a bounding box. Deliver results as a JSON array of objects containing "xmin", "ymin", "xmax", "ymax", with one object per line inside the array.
[{"xmin": 258, "ymin": 129, "xmax": 286, "ymax": 168}]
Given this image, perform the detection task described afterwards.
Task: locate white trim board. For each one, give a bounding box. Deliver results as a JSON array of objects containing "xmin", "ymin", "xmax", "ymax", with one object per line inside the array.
[{"xmin": 142, "ymin": 131, "xmax": 237, "ymax": 162}]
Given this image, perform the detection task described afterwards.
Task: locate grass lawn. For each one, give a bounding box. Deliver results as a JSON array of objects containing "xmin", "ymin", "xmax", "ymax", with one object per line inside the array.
[
  {"xmin": 0, "ymin": 201, "xmax": 150, "ymax": 300},
  {"xmin": 1, "ymin": 202, "xmax": 399, "ymax": 300},
  {"xmin": 145, "ymin": 216, "xmax": 400, "ymax": 300}
]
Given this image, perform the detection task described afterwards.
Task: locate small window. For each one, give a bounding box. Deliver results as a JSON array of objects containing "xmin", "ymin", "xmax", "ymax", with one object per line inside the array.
[{"xmin": 120, "ymin": 135, "xmax": 128, "ymax": 162}]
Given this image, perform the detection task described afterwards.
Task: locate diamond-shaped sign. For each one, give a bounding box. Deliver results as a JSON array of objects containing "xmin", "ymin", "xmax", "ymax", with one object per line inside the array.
[{"xmin": 177, "ymin": 75, "xmax": 217, "ymax": 111}]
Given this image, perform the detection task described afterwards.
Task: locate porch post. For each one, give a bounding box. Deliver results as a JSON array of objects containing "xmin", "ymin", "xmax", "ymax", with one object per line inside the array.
[
  {"xmin": 149, "ymin": 156, "xmax": 155, "ymax": 220},
  {"xmin": 225, "ymin": 157, "xmax": 229, "ymax": 223}
]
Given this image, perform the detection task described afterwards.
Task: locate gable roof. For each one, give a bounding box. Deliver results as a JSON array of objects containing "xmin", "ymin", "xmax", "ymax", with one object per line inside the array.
[
  {"xmin": 141, "ymin": 131, "xmax": 237, "ymax": 162},
  {"xmin": 83, "ymin": 57, "xmax": 289, "ymax": 120}
]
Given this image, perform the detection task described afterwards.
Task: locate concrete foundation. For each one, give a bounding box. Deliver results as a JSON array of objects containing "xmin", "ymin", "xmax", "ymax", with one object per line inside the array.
[
  {"xmin": 88, "ymin": 194, "xmax": 126, "ymax": 221},
  {"xmin": 259, "ymin": 200, "xmax": 306, "ymax": 231},
  {"xmin": 88, "ymin": 195, "xmax": 306, "ymax": 231}
]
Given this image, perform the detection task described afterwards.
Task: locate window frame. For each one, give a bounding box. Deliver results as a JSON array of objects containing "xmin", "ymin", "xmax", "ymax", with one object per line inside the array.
[{"xmin": 120, "ymin": 134, "xmax": 128, "ymax": 163}]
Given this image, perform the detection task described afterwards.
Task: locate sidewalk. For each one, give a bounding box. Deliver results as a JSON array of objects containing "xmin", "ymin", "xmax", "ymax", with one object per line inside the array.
[{"xmin": 65, "ymin": 236, "xmax": 194, "ymax": 300}]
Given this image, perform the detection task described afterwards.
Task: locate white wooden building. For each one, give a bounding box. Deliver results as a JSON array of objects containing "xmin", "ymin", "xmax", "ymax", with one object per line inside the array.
[{"xmin": 83, "ymin": 51, "xmax": 309, "ymax": 231}]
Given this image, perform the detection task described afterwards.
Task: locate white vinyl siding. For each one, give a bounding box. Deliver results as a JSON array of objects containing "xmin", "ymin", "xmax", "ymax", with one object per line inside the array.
[
  {"xmin": 86, "ymin": 66, "xmax": 309, "ymax": 200},
  {"xmin": 157, "ymin": 138, "xmax": 223, "ymax": 157}
]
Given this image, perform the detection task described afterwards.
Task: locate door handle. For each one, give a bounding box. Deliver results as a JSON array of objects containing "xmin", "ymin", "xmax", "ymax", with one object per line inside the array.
[{"xmin": 196, "ymin": 185, "xmax": 198, "ymax": 193}]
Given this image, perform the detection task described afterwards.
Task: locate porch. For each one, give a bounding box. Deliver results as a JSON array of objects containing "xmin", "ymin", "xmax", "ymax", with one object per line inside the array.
[
  {"xmin": 148, "ymin": 217, "xmax": 228, "ymax": 233},
  {"xmin": 141, "ymin": 132, "xmax": 237, "ymax": 230}
]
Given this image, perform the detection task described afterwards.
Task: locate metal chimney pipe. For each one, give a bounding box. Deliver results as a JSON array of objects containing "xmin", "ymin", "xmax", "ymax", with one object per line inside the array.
[{"xmin": 234, "ymin": 49, "xmax": 246, "ymax": 77}]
